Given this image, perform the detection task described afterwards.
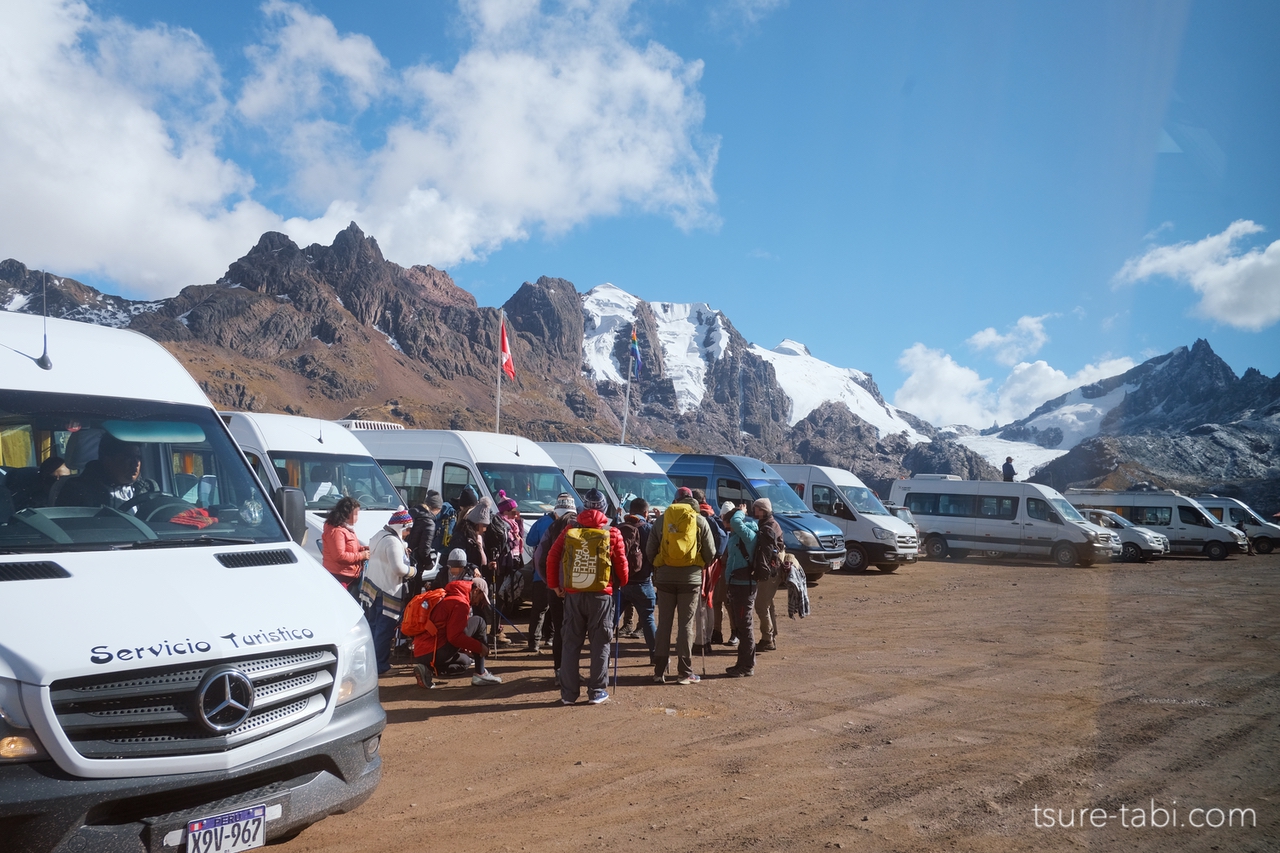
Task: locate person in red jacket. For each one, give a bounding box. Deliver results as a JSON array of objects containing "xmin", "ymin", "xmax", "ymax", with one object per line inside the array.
[
  {"xmin": 546, "ymin": 489, "xmax": 628, "ymax": 705},
  {"xmin": 411, "ymin": 578, "xmax": 502, "ymax": 687}
]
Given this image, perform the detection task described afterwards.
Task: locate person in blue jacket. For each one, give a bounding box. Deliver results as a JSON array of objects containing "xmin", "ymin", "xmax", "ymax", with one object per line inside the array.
[{"xmin": 721, "ymin": 500, "xmax": 759, "ymax": 677}]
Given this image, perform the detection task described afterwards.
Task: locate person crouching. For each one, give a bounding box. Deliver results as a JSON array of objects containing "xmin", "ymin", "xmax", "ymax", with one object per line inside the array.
[{"xmin": 412, "ymin": 571, "xmax": 502, "ymax": 688}]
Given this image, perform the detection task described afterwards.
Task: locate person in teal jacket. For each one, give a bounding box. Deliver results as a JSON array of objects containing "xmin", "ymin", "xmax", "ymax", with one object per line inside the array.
[{"xmin": 721, "ymin": 501, "xmax": 759, "ymax": 677}]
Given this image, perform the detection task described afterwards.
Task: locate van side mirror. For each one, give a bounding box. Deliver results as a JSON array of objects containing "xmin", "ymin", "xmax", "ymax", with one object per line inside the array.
[{"xmin": 274, "ymin": 487, "xmax": 307, "ymax": 544}]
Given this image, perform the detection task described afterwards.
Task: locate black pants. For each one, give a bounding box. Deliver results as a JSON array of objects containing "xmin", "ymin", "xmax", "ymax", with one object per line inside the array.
[
  {"xmin": 728, "ymin": 584, "xmax": 758, "ymax": 671},
  {"xmin": 528, "ymin": 578, "xmax": 553, "ymax": 645},
  {"xmin": 547, "ymin": 592, "xmax": 565, "ymax": 672}
]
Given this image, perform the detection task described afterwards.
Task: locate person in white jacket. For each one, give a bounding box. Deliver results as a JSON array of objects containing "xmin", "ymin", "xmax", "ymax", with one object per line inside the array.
[{"xmin": 364, "ymin": 508, "xmax": 417, "ymax": 674}]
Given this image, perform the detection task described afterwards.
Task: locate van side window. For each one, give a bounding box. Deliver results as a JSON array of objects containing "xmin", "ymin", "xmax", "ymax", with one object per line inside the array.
[
  {"xmin": 938, "ymin": 494, "xmax": 973, "ymax": 517},
  {"xmin": 717, "ymin": 478, "xmax": 749, "ymax": 504},
  {"xmin": 1026, "ymin": 498, "xmax": 1050, "ymax": 521},
  {"xmin": 670, "ymin": 475, "xmax": 706, "ymax": 494},
  {"xmin": 244, "ymin": 452, "xmax": 270, "ymax": 486},
  {"xmin": 979, "ymin": 496, "xmax": 1018, "ymax": 519},
  {"xmin": 811, "ymin": 484, "xmax": 838, "ymax": 515},
  {"xmin": 573, "ymin": 472, "xmax": 602, "ymax": 493},
  {"xmin": 1178, "ymin": 505, "xmax": 1211, "ymax": 527},
  {"xmin": 1134, "ymin": 506, "xmax": 1171, "ymax": 526},
  {"xmin": 904, "ymin": 493, "xmax": 937, "ymax": 515},
  {"xmin": 442, "ymin": 462, "xmax": 479, "ymax": 505},
  {"xmin": 380, "ymin": 460, "xmax": 432, "ymax": 507},
  {"xmin": 1206, "ymin": 507, "xmax": 1224, "ymax": 521},
  {"xmin": 1229, "ymin": 508, "xmax": 1247, "ymax": 524},
  {"xmin": 790, "ymin": 483, "xmax": 804, "ymax": 498}
]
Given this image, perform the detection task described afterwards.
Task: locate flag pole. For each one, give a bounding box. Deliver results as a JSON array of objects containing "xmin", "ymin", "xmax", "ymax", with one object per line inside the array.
[
  {"xmin": 620, "ymin": 354, "xmax": 634, "ymax": 444},
  {"xmin": 495, "ymin": 309, "xmax": 504, "ymax": 434}
]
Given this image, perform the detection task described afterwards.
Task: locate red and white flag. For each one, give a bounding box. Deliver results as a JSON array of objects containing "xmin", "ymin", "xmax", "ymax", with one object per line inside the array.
[{"xmin": 500, "ymin": 320, "xmax": 516, "ymax": 380}]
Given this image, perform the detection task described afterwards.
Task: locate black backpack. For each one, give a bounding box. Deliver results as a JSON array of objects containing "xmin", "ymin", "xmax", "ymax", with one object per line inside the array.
[
  {"xmin": 750, "ymin": 517, "xmax": 785, "ymax": 582},
  {"xmin": 617, "ymin": 520, "xmax": 645, "ymax": 580}
]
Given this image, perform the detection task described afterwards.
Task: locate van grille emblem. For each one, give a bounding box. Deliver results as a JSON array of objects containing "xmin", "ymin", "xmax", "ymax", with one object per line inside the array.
[{"xmin": 195, "ymin": 667, "xmax": 254, "ymax": 733}]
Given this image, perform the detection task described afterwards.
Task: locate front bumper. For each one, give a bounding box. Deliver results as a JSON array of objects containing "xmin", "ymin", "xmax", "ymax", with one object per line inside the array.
[
  {"xmin": 0, "ymin": 689, "xmax": 385, "ymax": 853},
  {"xmin": 867, "ymin": 542, "xmax": 918, "ymax": 564},
  {"xmin": 794, "ymin": 548, "xmax": 846, "ymax": 580}
]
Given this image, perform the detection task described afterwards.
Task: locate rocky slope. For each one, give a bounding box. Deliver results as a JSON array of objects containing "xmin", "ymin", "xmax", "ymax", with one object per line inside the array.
[{"xmin": 1, "ymin": 225, "xmax": 994, "ymax": 489}]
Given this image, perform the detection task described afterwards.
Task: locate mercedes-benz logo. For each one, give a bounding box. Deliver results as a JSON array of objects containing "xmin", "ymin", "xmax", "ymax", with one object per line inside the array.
[{"xmin": 194, "ymin": 667, "xmax": 255, "ymax": 734}]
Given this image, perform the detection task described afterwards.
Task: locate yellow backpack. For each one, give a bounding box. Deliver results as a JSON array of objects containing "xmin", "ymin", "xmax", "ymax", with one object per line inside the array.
[
  {"xmin": 658, "ymin": 502, "xmax": 704, "ymax": 567},
  {"xmin": 561, "ymin": 527, "xmax": 613, "ymax": 592}
]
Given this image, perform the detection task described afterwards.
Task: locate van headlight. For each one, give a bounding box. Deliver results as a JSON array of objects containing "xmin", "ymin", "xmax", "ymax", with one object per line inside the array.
[
  {"xmin": 788, "ymin": 530, "xmax": 819, "ymax": 549},
  {"xmin": 0, "ymin": 678, "xmax": 48, "ymax": 763},
  {"xmin": 872, "ymin": 527, "xmax": 895, "ymax": 541},
  {"xmin": 336, "ymin": 620, "xmax": 378, "ymax": 706}
]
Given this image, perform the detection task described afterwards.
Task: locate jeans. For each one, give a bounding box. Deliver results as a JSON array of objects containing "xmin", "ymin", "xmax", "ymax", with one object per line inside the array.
[
  {"xmin": 622, "ymin": 579, "xmax": 657, "ymax": 654},
  {"xmin": 754, "ymin": 572, "xmax": 780, "ymax": 643},
  {"xmin": 712, "ymin": 570, "xmax": 729, "ymax": 638},
  {"xmin": 560, "ymin": 592, "xmax": 614, "ymax": 701},
  {"xmin": 728, "ymin": 583, "xmax": 757, "ymax": 671},
  {"xmin": 654, "ymin": 582, "xmax": 699, "ymax": 678},
  {"xmin": 368, "ymin": 608, "xmax": 399, "ymax": 675}
]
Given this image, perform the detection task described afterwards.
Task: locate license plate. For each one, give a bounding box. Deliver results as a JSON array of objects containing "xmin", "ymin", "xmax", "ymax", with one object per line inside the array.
[{"xmin": 187, "ymin": 805, "xmax": 266, "ymax": 853}]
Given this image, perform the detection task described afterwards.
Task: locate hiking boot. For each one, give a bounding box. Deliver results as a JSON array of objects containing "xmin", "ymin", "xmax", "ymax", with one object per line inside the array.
[
  {"xmin": 413, "ymin": 663, "xmax": 435, "ymax": 689},
  {"xmin": 710, "ymin": 631, "xmax": 724, "ymax": 645},
  {"xmin": 677, "ymin": 673, "xmax": 701, "ymax": 685},
  {"xmin": 653, "ymin": 673, "xmax": 667, "ymax": 684},
  {"xmin": 560, "ymin": 698, "xmax": 575, "ymax": 706},
  {"xmin": 553, "ymin": 668, "xmax": 561, "ymax": 688},
  {"xmin": 588, "ymin": 691, "xmax": 610, "ymax": 705},
  {"xmin": 526, "ymin": 640, "xmax": 540, "ymax": 653},
  {"xmin": 622, "ymin": 628, "xmax": 642, "ymax": 639},
  {"xmin": 757, "ymin": 639, "xmax": 776, "ymax": 652},
  {"xmin": 472, "ymin": 671, "xmax": 503, "ymax": 686},
  {"xmin": 725, "ymin": 666, "xmax": 754, "ymax": 677},
  {"xmin": 495, "ymin": 633, "xmax": 512, "ymax": 647}
]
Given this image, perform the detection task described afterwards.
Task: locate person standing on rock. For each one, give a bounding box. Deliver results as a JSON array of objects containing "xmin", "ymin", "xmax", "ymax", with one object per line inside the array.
[
  {"xmin": 1003, "ymin": 457, "xmax": 1016, "ymax": 482},
  {"xmin": 645, "ymin": 486, "xmax": 716, "ymax": 685}
]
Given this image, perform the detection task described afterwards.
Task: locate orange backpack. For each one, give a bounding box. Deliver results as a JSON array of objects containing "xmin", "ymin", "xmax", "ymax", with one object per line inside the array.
[{"xmin": 400, "ymin": 588, "xmax": 446, "ymax": 637}]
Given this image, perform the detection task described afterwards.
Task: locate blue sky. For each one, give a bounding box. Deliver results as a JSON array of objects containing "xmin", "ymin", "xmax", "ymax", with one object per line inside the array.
[{"xmin": 2, "ymin": 0, "xmax": 1277, "ymax": 428}]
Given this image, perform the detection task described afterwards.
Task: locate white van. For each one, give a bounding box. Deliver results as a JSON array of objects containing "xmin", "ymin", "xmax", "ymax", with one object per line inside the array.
[
  {"xmin": 888, "ymin": 475, "xmax": 1116, "ymax": 567},
  {"xmin": 223, "ymin": 412, "xmax": 405, "ymax": 562},
  {"xmin": 1065, "ymin": 489, "xmax": 1247, "ymax": 560},
  {"xmin": 773, "ymin": 464, "xmax": 918, "ymax": 572},
  {"xmin": 0, "ymin": 313, "xmax": 383, "ymax": 850},
  {"xmin": 348, "ymin": 429, "xmax": 579, "ymax": 526},
  {"xmin": 537, "ymin": 442, "xmax": 677, "ymax": 516},
  {"xmin": 1194, "ymin": 495, "xmax": 1280, "ymax": 554},
  {"xmin": 1078, "ymin": 508, "xmax": 1169, "ymax": 562}
]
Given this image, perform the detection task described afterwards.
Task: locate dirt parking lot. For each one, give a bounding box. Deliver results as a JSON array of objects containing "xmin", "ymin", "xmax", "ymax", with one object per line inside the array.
[{"xmin": 281, "ymin": 553, "xmax": 1279, "ymax": 853}]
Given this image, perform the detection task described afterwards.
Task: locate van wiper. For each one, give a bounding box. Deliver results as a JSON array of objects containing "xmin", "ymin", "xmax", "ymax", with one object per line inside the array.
[{"xmin": 113, "ymin": 536, "xmax": 257, "ymax": 550}]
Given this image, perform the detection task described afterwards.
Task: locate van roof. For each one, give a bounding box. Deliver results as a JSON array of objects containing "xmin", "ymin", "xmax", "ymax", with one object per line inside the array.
[
  {"xmin": 772, "ymin": 463, "xmax": 867, "ymax": 487},
  {"xmin": 540, "ymin": 442, "xmax": 666, "ymax": 474},
  {"xmin": 223, "ymin": 412, "xmax": 373, "ymax": 456},
  {"xmin": 2, "ymin": 312, "xmax": 210, "ymax": 406},
  {"xmin": 349, "ymin": 428, "xmax": 561, "ymax": 468}
]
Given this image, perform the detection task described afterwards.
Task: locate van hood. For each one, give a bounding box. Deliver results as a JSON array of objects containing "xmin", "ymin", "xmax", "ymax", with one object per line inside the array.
[
  {"xmin": 776, "ymin": 512, "xmax": 843, "ymax": 543},
  {"xmin": 0, "ymin": 546, "xmax": 362, "ymax": 685},
  {"xmin": 867, "ymin": 513, "xmax": 914, "ymax": 536}
]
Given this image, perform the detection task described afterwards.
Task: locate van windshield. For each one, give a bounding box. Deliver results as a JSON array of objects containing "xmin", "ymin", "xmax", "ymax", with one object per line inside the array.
[
  {"xmin": 605, "ymin": 472, "xmax": 676, "ymax": 510},
  {"xmin": 268, "ymin": 452, "xmax": 403, "ymax": 510},
  {"xmin": 0, "ymin": 391, "xmax": 288, "ymax": 551},
  {"xmin": 839, "ymin": 485, "xmax": 889, "ymax": 515},
  {"xmin": 747, "ymin": 479, "xmax": 809, "ymax": 514},
  {"xmin": 1049, "ymin": 497, "xmax": 1086, "ymax": 523},
  {"xmin": 477, "ymin": 464, "xmax": 577, "ymax": 516}
]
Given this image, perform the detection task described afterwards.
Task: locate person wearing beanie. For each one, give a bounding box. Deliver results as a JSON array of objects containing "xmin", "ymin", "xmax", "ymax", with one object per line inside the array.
[
  {"xmin": 751, "ymin": 497, "xmax": 785, "ymax": 654},
  {"xmin": 644, "ymin": 486, "xmax": 717, "ymax": 685},
  {"xmin": 407, "ymin": 492, "xmax": 444, "ymax": 583},
  {"xmin": 525, "ymin": 493, "xmax": 577, "ymax": 654},
  {"xmin": 694, "ymin": 490, "xmax": 730, "ymax": 650},
  {"xmin": 720, "ymin": 502, "xmax": 759, "ymax": 677},
  {"xmin": 455, "ymin": 485, "xmax": 479, "ymax": 512},
  {"xmin": 752, "ymin": 497, "xmax": 773, "ymax": 516},
  {"xmin": 364, "ymin": 508, "xmax": 417, "ymax": 674},
  {"xmin": 494, "ymin": 491, "xmax": 526, "ymax": 618}
]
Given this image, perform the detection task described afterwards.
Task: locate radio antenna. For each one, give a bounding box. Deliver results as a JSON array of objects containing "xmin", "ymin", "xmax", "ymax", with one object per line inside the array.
[{"xmin": 36, "ymin": 270, "xmax": 52, "ymax": 370}]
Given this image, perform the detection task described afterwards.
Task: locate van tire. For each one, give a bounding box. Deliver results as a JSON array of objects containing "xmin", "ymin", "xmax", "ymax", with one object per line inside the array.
[
  {"xmin": 924, "ymin": 536, "xmax": 949, "ymax": 560},
  {"xmin": 876, "ymin": 564, "xmax": 898, "ymax": 573},
  {"xmin": 1120, "ymin": 542, "xmax": 1143, "ymax": 563},
  {"xmin": 1053, "ymin": 543, "xmax": 1078, "ymax": 567},
  {"xmin": 1255, "ymin": 537, "xmax": 1273, "ymax": 555},
  {"xmin": 843, "ymin": 544, "xmax": 869, "ymax": 572},
  {"xmin": 1205, "ymin": 541, "xmax": 1228, "ymax": 561}
]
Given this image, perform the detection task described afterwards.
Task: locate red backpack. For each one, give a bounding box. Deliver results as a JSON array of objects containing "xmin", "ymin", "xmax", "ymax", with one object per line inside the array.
[{"xmin": 400, "ymin": 588, "xmax": 446, "ymax": 637}]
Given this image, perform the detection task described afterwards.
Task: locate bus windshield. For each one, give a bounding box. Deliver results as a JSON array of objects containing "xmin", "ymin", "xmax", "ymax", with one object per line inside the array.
[{"xmin": 477, "ymin": 464, "xmax": 578, "ymax": 516}]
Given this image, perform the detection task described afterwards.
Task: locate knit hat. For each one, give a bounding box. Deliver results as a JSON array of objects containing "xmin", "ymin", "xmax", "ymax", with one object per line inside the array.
[
  {"xmin": 553, "ymin": 493, "xmax": 576, "ymax": 517},
  {"xmin": 455, "ymin": 485, "xmax": 478, "ymax": 510},
  {"xmin": 752, "ymin": 497, "xmax": 773, "ymax": 515},
  {"xmin": 675, "ymin": 486, "xmax": 693, "ymax": 500},
  {"xmin": 720, "ymin": 500, "xmax": 738, "ymax": 518},
  {"xmin": 388, "ymin": 509, "xmax": 414, "ymax": 528},
  {"xmin": 447, "ymin": 548, "xmax": 467, "ymax": 566},
  {"xmin": 496, "ymin": 489, "xmax": 519, "ymax": 514},
  {"xmin": 466, "ymin": 496, "xmax": 492, "ymax": 525},
  {"xmin": 583, "ymin": 488, "xmax": 607, "ymax": 511},
  {"xmin": 424, "ymin": 490, "xmax": 444, "ymax": 511}
]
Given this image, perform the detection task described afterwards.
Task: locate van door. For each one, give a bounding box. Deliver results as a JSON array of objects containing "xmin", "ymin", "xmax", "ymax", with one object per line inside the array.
[
  {"xmin": 1021, "ymin": 497, "xmax": 1057, "ymax": 556},
  {"xmin": 1132, "ymin": 504, "xmax": 1179, "ymax": 552},
  {"xmin": 1175, "ymin": 503, "xmax": 1216, "ymax": 552},
  {"xmin": 570, "ymin": 470, "xmax": 616, "ymax": 516},
  {"xmin": 974, "ymin": 486, "xmax": 1020, "ymax": 554},
  {"xmin": 809, "ymin": 481, "xmax": 853, "ymax": 540}
]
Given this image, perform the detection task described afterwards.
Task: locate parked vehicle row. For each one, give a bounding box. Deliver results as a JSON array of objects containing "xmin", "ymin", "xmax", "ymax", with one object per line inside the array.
[{"xmin": 1065, "ymin": 488, "xmax": 1248, "ymax": 561}]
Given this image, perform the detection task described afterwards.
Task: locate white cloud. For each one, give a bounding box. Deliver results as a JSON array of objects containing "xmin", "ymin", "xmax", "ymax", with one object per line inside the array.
[
  {"xmin": 893, "ymin": 343, "xmax": 1135, "ymax": 429},
  {"xmin": 966, "ymin": 314, "xmax": 1052, "ymax": 366},
  {"xmin": 1114, "ymin": 220, "xmax": 1280, "ymax": 331},
  {"xmin": 0, "ymin": 0, "xmax": 718, "ymax": 297}
]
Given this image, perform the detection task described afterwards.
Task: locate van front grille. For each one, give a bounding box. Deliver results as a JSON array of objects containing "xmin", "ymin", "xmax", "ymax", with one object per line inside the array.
[
  {"xmin": 49, "ymin": 648, "xmax": 335, "ymax": 759},
  {"xmin": 818, "ymin": 535, "xmax": 843, "ymax": 551}
]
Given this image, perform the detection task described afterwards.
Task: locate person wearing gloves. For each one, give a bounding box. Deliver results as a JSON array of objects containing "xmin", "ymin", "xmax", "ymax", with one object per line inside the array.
[
  {"xmin": 721, "ymin": 501, "xmax": 759, "ymax": 677},
  {"xmin": 363, "ymin": 508, "xmax": 417, "ymax": 674},
  {"xmin": 545, "ymin": 488, "xmax": 628, "ymax": 705}
]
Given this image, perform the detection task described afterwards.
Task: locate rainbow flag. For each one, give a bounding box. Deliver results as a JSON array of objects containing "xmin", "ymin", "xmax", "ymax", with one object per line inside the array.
[{"xmin": 629, "ymin": 327, "xmax": 642, "ymax": 376}]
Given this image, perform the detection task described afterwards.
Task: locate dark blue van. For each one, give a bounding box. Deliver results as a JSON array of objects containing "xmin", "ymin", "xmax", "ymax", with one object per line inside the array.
[{"xmin": 650, "ymin": 453, "xmax": 847, "ymax": 582}]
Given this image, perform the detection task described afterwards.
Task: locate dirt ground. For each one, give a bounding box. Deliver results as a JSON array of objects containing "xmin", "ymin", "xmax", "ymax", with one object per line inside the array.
[{"xmin": 281, "ymin": 552, "xmax": 1280, "ymax": 853}]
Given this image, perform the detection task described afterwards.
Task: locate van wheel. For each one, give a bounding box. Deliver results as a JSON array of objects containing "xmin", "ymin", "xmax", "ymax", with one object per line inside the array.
[
  {"xmin": 1053, "ymin": 543, "xmax": 1078, "ymax": 567},
  {"xmin": 1205, "ymin": 541, "xmax": 1228, "ymax": 561},
  {"xmin": 843, "ymin": 544, "xmax": 869, "ymax": 572},
  {"xmin": 876, "ymin": 564, "xmax": 898, "ymax": 572},
  {"xmin": 924, "ymin": 536, "xmax": 949, "ymax": 560},
  {"xmin": 1120, "ymin": 542, "xmax": 1142, "ymax": 563},
  {"xmin": 1255, "ymin": 537, "xmax": 1273, "ymax": 555}
]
